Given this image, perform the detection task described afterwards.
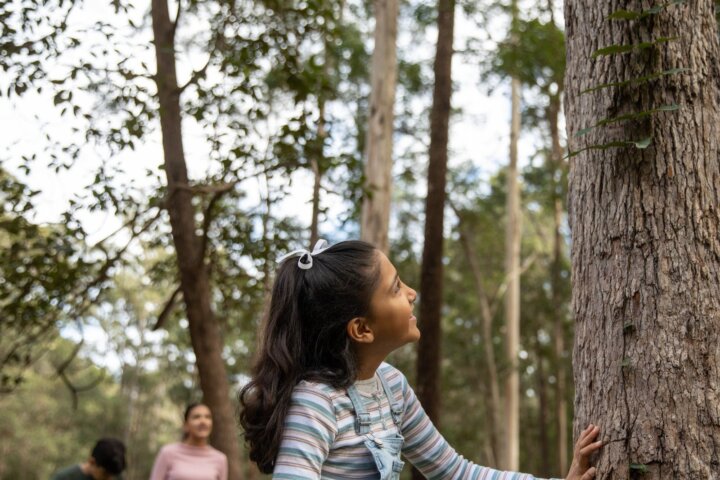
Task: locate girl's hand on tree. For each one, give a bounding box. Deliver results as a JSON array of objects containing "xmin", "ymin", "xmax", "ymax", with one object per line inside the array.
[{"xmin": 565, "ymin": 424, "xmax": 603, "ymax": 480}]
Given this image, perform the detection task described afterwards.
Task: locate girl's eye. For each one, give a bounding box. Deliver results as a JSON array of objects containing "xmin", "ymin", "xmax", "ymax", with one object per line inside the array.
[{"xmin": 394, "ymin": 280, "xmax": 402, "ymax": 293}]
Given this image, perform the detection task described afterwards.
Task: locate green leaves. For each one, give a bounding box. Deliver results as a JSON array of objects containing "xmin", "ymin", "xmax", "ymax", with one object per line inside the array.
[
  {"xmin": 581, "ymin": 68, "xmax": 690, "ymax": 95},
  {"xmin": 592, "ymin": 37, "xmax": 678, "ymax": 58},
  {"xmin": 608, "ymin": 1, "xmax": 686, "ymax": 21},
  {"xmin": 566, "ymin": 137, "xmax": 653, "ymax": 159},
  {"xmin": 492, "ymin": 18, "xmax": 566, "ymax": 91},
  {"xmin": 633, "ymin": 137, "xmax": 653, "ymax": 149},
  {"xmin": 576, "ymin": 2, "xmax": 686, "ymax": 159},
  {"xmin": 575, "ymin": 105, "xmax": 679, "ymax": 138},
  {"xmin": 630, "ymin": 463, "xmax": 649, "ymax": 474}
]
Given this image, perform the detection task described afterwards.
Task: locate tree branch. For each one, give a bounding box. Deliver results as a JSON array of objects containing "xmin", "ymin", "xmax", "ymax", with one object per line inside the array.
[
  {"xmin": 52, "ymin": 335, "xmax": 107, "ymax": 409},
  {"xmin": 171, "ymin": 0, "xmax": 182, "ymax": 40},
  {"xmin": 177, "ymin": 3, "xmax": 235, "ymax": 94},
  {"xmin": 152, "ymin": 285, "xmax": 183, "ymax": 331},
  {"xmin": 178, "ymin": 56, "xmax": 212, "ymax": 94},
  {"xmin": 166, "ymin": 163, "xmax": 283, "ymax": 200}
]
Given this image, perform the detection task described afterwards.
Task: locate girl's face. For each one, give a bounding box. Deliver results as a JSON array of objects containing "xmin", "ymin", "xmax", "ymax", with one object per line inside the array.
[
  {"xmin": 184, "ymin": 404, "xmax": 213, "ymax": 441},
  {"xmin": 366, "ymin": 252, "xmax": 419, "ymax": 350}
]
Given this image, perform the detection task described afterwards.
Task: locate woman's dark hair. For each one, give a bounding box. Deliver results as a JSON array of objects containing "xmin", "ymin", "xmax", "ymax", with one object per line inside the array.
[
  {"xmin": 238, "ymin": 240, "xmax": 381, "ymax": 474},
  {"xmin": 184, "ymin": 402, "xmax": 207, "ymax": 422}
]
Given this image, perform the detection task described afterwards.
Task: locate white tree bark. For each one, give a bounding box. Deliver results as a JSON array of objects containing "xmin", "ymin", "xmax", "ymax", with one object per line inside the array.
[
  {"xmin": 504, "ymin": 74, "xmax": 522, "ymax": 471},
  {"xmin": 360, "ymin": 0, "xmax": 398, "ymax": 254}
]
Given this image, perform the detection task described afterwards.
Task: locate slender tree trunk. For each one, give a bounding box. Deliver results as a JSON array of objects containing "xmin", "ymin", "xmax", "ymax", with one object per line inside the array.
[
  {"xmin": 151, "ymin": 3, "xmax": 241, "ymax": 479},
  {"xmin": 261, "ymin": 173, "xmax": 273, "ymax": 296},
  {"xmin": 565, "ymin": 1, "xmax": 720, "ymax": 477},
  {"xmin": 548, "ymin": 94, "xmax": 569, "ymax": 474},
  {"xmin": 360, "ymin": 0, "xmax": 398, "ymax": 253},
  {"xmin": 310, "ymin": 14, "xmax": 335, "ymax": 247},
  {"xmin": 535, "ymin": 344, "xmax": 551, "ymax": 478},
  {"xmin": 456, "ymin": 218, "xmax": 502, "ymax": 467},
  {"xmin": 412, "ymin": 0, "xmax": 455, "ymax": 478},
  {"xmin": 309, "ymin": 121, "xmax": 323, "ymax": 248},
  {"xmin": 503, "ymin": 74, "xmax": 522, "ymax": 471}
]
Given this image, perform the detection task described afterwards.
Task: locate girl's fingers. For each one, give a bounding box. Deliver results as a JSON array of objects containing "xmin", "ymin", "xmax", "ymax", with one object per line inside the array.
[
  {"xmin": 580, "ymin": 440, "xmax": 604, "ymax": 456},
  {"xmin": 578, "ymin": 425, "xmax": 600, "ymax": 448},
  {"xmin": 578, "ymin": 424, "xmax": 593, "ymax": 441},
  {"xmin": 581, "ymin": 467, "xmax": 597, "ymax": 479}
]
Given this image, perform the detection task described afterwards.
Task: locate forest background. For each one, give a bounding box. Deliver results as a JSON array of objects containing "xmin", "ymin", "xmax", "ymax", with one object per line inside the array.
[{"xmin": 4, "ymin": 0, "xmax": 712, "ymax": 479}]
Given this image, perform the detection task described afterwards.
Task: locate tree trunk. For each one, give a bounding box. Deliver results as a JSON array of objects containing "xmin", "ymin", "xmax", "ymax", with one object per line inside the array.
[
  {"xmin": 503, "ymin": 73, "xmax": 522, "ymax": 471},
  {"xmin": 548, "ymin": 93, "xmax": 569, "ymax": 474},
  {"xmin": 456, "ymin": 217, "xmax": 502, "ymax": 467},
  {"xmin": 309, "ymin": 142, "xmax": 322, "ymax": 247},
  {"xmin": 535, "ymin": 344, "xmax": 551, "ymax": 478},
  {"xmin": 151, "ymin": 3, "xmax": 241, "ymax": 479},
  {"xmin": 360, "ymin": 0, "xmax": 398, "ymax": 254},
  {"xmin": 565, "ymin": 1, "xmax": 720, "ymax": 478},
  {"xmin": 412, "ymin": 0, "xmax": 455, "ymax": 478}
]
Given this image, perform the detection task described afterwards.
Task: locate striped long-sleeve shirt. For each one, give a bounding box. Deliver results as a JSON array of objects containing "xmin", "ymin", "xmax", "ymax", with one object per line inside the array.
[{"xmin": 273, "ymin": 362, "xmax": 558, "ymax": 479}]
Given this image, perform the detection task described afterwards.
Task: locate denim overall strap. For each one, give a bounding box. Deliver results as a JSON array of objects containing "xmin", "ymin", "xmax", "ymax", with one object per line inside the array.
[
  {"xmin": 347, "ymin": 384, "xmax": 372, "ymax": 435},
  {"xmin": 377, "ymin": 370, "xmax": 404, "ymax": 427}
]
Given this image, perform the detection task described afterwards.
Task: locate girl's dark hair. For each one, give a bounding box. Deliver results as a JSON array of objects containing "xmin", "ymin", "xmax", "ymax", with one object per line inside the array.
[
  {"xmin": 184, "ymin": 402, "xmax": 207, "ymax": 422},
  {"xmin": 238, "ymin": 240, "xmax": 381, "ymax": 474}
]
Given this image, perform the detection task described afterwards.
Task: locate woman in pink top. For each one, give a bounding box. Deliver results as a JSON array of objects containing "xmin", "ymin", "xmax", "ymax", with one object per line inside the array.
[{"xmin": 149, "ymin": 403, "xmax": 228, "ymax": 480}]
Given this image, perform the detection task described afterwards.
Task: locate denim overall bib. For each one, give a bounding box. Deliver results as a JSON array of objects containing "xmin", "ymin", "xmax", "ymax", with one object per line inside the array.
[{"xmin": 346, "ymin": 371, "xmax": 405, "ymax": 480}]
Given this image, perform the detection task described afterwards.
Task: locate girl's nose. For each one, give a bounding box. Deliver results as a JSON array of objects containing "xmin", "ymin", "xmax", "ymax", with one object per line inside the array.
[{"xmin": 408, "ymin": 288, "xmax": 417, "ymax": 304}]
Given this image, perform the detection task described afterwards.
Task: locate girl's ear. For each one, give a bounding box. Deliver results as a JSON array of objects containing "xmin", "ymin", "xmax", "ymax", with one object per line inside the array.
[{"xmin": 346, "ymin": 317, "xmax": 374, "ymax": 343}]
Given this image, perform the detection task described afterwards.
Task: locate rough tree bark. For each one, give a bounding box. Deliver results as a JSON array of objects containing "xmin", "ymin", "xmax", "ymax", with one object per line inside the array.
[
  {"xmin": 360, "ymin": 0, "xmax": 398, "ymax": 253},
  {"xmin": 151, "ymin": 2, "xmax": 241, "ymax": 479},
  {"xmin": 565, "ymin": 1, "xmax": 720, "ymax": 478},
  {"xmin": 412, "ymin": 0, "xmax": 455, "ymax": 478}
]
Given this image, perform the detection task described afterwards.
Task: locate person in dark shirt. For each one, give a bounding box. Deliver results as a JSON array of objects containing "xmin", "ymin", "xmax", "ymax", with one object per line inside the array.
[{"xmin": 50, "ymin": 438, "xmax": 126, "ymax": 480}]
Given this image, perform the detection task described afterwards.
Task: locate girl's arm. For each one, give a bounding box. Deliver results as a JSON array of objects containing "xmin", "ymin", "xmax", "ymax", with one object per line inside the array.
[
  {"xmin": 272, "ymin": 383, "xmax": 338, "ymax": 479},
  {"xmin": 400, "ymin": 381, "xmax": 556, "ymax": 480}
]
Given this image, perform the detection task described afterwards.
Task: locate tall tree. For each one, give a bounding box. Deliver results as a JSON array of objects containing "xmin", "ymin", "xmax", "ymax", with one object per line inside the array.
[
  {"xmin": 413, "ymin": 0, "xmax": 455, "ymax": 478},
  {"xmin": 504, "ymin": 0, "xmax": 522, "ymax": 470},
  {"xmin": 454, "ymin": 208, "xmax": 503, "ymax": 467},
  {"xmin": 309, "ymin": 2, "xmax": 344, "ymax": 247},
  {"xmin": 361, "ymin": 0, "xmax": 399, "ymax": 253},
  {"xmin": 565, "ymin": 1, "xmax": 720, "ymax": 477},
  {"xmin": 150, "ymin": 2, "xmax": 241, "ymax": 478}
]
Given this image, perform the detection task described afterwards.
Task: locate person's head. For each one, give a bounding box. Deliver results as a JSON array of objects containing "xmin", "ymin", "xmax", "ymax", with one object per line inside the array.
[
  {"xmin": 347, "ymin": 248, "xmax": 420, "ymax": 353},
  {"xmin": 86, "ymin": 438, "xmax": 125, "ymax": 479},
  {"xmin": 239, "ymin": 240, "xmax": 417, "ymax": 473},
  {"xmin": 183, "ymin": 403, "xmax": 213, "ymax": 443}
]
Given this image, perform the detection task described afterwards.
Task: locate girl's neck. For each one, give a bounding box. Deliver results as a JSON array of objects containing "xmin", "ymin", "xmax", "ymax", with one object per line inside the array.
[
  {"xmin": 183, "ymin": 436, "xmax": 209, "ymax": 447},
  {"xmin": 355, "ymin": 348, "xmax": 386, "ymax": 380}
]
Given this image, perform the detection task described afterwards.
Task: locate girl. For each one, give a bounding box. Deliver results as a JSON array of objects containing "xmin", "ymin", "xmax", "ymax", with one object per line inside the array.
[
  {"xmin": 239, "ymin": 240, "xmax": 602, "ymax": 479},
  {"xmin": 150, "ymin": 403, "xmax": 228, "ymax": 480}
]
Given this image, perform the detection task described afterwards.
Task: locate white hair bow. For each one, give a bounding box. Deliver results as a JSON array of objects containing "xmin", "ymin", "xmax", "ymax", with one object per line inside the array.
[{"xmin": 277, "ymin": 239, "xmax": 330, "ymax": 270}]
